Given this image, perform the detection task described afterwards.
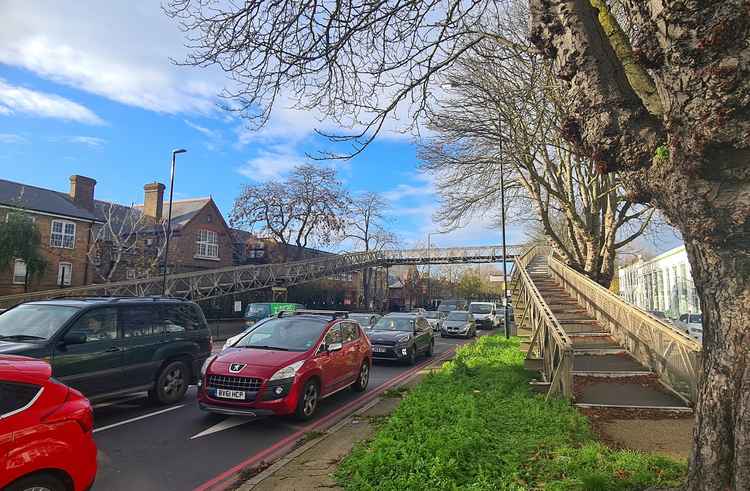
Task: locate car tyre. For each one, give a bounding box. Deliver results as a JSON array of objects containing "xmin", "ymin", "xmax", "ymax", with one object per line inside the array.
[
  {"xmin": 5, "ymin": 473, "xmax": 67, "ymax": 491},
  {"xmin": 352, "ymin": 362, "xmax": 370, "ymax": 392},
  {"xmin": 150, "ymin": 360, "xmax": 190, "ymax": 405},
  {"xmin": 406, "ymin": 346, "xmax": 416, "ymax": 365},
  {"xmin": 295, "ymin": 379, "xmax": 320, "ymax": 421},
  {"xmin": 425, "ymin": 339, "xmax": 434, "ymax": 357}
]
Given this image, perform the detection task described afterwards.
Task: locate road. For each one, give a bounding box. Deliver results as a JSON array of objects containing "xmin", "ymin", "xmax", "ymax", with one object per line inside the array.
[{"xmin": 92, "ymin": 328, "xmax": 499, "ymax": 491}]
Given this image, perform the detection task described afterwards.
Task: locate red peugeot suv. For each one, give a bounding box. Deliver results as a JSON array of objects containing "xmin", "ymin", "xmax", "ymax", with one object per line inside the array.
[
  {"xmin": 0, "ymin": 355, "xmax": 97, "ymax": 491},
  {"xmin": 198, "ymin": 311, "xmax": 371, "ymax": 420}
]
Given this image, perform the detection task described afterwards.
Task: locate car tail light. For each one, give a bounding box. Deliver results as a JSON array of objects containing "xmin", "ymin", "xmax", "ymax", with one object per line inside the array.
[{"xmin": 42, "ymin": 388, "xmax": 94, "ymax": 433}]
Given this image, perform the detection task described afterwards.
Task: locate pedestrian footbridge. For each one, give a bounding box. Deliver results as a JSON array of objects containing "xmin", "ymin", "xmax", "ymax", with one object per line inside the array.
[
  {"xmin": 0, "ymin": 245, "xmax": 524, "ymax": 309},
  {"xmin": 511, "ymin": 246, "xmax": 702, "ymax": 410}
]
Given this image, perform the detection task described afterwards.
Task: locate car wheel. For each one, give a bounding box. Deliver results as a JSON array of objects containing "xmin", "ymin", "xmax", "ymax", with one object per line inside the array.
[
  {"xmin": 425, "ymin": 339, "xmax": 434, "ymax": 357},
  {"xmin": 5, "ymin": 473, "xmax": 67, "ymax": 491},
  {"xmin": 295, "ymin": 379, "xmax": 320, "ymax": 421},
  {"xmin": 406, "ymin": 346, "xmax": 416, "ymax": 365},
  {"xmin": 150, "ymin": 360, "xmax": 190, "ymax": 405},
  {"xmin": 352, "ymin": 362, "xmax": 370, "ymax": 392}
]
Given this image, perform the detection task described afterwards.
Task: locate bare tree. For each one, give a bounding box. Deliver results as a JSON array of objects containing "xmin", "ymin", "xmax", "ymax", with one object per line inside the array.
[
  {"xmin": 230, "ymin": 164, "xmax": 350, "ymax": 259},
  {"xmin": 345, "ymin": 192, "xmax": 398, "ymax": 309},
  {"xmin": 421, "ymin": 21, "xmax": 655, "ymax": 286},
  {"xmin": 89, "ymin": 203, "xmax": 170, "ymax": 281},
  {"xmin": 169, "ymin": 1, "xmax": 749, "ymax": 486}
]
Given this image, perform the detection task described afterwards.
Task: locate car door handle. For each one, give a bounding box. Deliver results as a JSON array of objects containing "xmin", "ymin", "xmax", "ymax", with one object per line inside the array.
[{"xmin": 104, "ymin": 346, "xmax": 122, "ymax": 353}]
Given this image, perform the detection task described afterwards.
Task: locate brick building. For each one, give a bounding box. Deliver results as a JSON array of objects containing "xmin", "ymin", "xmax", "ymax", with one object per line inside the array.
[{"xmin": 0, "ymin": 176, "xmax": 103, "ymax": 295}]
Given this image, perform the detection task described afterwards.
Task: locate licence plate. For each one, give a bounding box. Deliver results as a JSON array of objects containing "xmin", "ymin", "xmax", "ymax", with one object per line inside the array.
[
  {"xmin": 372, "ymin": 346, "xmax": 387, "ymax": 353},
  {"xmin": 216, "ymin": 389, "xmax": 246, "ymax": 400}
]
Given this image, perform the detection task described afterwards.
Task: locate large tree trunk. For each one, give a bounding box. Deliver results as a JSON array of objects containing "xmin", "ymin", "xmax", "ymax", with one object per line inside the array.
[
  {"xmin": 685, "ymin": 240, "xmax": 750, "ymax": 490},
  {"xmin": 529, "ymin": 0, "xmax": 750, "ymax": 488}
]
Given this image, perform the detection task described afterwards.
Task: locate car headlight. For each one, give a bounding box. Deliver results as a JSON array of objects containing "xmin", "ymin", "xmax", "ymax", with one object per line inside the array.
[
  {"xmin": 201, "ymin": 355, "xmax": 217, "ymax": 378},
  {"xmin": 269, "ymin": 360, "xmax": 305, "ymax": 381}
]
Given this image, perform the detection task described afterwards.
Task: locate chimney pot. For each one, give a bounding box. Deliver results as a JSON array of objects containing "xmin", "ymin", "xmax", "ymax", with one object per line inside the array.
[
  {"xmin": 143, "ymin": 182, "xmax": 166, "ymax": 221},
  {"xmin": 69, "ymin": 175, "xmax": 97, "ymax": 211}
]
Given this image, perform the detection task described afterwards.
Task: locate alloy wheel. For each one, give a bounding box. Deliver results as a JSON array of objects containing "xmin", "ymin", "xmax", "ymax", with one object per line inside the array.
[
  {"xmin": 359, "ymin": 363, "xmax": 369, "ymax": 388},
  {"xmin": 164, "ymin": 367, "xmax": 185, "ymax": 395},
  {"xmin": 303, "ymin": 383, "xmax": 318, "ymax": 416}
]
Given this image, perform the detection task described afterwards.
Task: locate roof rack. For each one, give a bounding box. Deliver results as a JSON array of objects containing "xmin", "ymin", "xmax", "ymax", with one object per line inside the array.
[
  {"xmin": 277, "ymin": 309, "xmax": 349, "ymax": 320},
  {"xmin": 47, "ymin": 295, "xmax": 183, "ymax": 303}
]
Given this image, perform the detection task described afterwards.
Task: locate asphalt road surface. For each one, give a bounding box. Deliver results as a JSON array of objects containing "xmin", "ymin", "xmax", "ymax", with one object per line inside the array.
[{"xmin": 92, "ymin": 328, "xmax": 500, "ymax": 491}]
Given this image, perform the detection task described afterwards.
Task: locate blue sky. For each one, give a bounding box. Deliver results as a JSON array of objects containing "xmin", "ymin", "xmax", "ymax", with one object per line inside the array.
[{"xmin": 0, "ymin": 0, "xmax": 519, "ymax": 251}]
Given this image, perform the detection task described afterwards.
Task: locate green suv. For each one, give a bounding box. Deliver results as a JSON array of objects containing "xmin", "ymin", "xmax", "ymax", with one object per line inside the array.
[{"xmin": 0, "ymin": 297, "xmax": 212, "ymax": 404}]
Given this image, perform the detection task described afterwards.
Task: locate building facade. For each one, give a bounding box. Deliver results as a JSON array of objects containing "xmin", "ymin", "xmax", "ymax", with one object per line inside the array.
[
  {"xmin": 618, "ymin": 245, "xmax": 701, "ymax": 319},
  {"xmin": 0, "ymin": 176, "xmax": 102, "ymax": 295}
]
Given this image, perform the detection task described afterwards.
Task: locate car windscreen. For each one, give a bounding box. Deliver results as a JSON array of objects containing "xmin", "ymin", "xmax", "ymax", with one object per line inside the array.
[
  {"xmin": 690, "ymin": 314, "xmax": 703, "ymax": 324},
  {"xmin": 447, "ymin": 312, "xmax": 470, "ymax": 321},
  {"xmin": 234, "ymin": 317, "xmax": 328, "ymax": 351},
  {"xmin": 0, "ymin": 304, "xmax": 80, "ymax": 341},
  {"xmin": 349, "ymin": 314, "xmax": 370, "ymax": 324},
  {"xmin": 469, "ymin": 304, "xmax": 492, "ymax": 314},
  {"xmin": 373, "ymin": 317, "xmax": 414, "ymax": 332}
]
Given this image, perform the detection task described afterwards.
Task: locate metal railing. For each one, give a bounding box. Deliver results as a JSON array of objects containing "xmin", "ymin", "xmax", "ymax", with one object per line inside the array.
[
  {"xmin": 547, "ymin": 255, "xmax": 701, "ymax": 403},
  {"xmin": 382, "ymin": 245, "xmax": 524, "ymax": 264},
  {"xmin": 0, "ymin": 244, "xmax": 524, "ymax": 309},
  {"xmin": 512, "ymin": 246, "xmax": 574, "ymax": 399}
]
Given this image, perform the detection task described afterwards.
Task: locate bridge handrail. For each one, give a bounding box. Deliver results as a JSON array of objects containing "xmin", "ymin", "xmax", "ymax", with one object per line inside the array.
[
  {"xmin": 547, "ymin": 255, "xmax": 701, "ymax": 403},
  {"xmin": 512, "ymin": 246, "xmax": 574, "ymax": 399}
]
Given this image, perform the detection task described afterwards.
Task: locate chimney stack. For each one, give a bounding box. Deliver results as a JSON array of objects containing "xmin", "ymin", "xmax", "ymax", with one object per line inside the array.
[
  {"xmin": 69, "ymin": 175, "xmax": 97, "ymax": 211},
  {"xmin": 143, "ymin": 182, "xmax": 165, "ymax": 221}
]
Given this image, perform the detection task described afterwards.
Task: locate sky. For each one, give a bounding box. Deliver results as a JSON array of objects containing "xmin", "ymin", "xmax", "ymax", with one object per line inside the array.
[{"xmin": 0, "ymin": 0, "xmax": 522, "ymax": 251}]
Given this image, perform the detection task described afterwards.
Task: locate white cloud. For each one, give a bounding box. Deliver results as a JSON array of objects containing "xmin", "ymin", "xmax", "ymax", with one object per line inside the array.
[
  {"xmin": 67, "ymin": 136, "xmax": 106, "ymax": 147},
  {"xmin": 0, "ymin": 79, "xmax": 104, "ymax": 124},
  {"xmin": 0, "ymin": 133, "xmax": 28, "ymax": 144},
  {"xmin": 184, "ymin": 120, "xmax": 218, "ymax": 139},
  {"xmin": 0, "ymin": 1, "xmax": 222, "ymax": 115},
  {"xmin": 237, "ymin": 144, "xmax": 308, "ymax": 181}
]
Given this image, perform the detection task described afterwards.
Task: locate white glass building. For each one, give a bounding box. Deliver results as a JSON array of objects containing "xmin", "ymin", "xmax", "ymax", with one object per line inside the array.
[{"xmin": 618, "ymin": 245, "xmax": 701, "ymax": 319}]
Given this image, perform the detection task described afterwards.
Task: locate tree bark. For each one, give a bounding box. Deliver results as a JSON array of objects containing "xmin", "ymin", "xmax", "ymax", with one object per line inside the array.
[
  {"xmin": 685, "ymin": 239, "xmax": 750, "ymax": 490},
  {"xmin": 529, "ymin": 0, "xmax": 750, "ymax": 487}
]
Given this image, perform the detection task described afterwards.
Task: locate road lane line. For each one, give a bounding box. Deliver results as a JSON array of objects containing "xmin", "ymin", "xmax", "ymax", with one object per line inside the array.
[
  {"xmin": 194, "ymin": 347, "xmax": 458, "ymax": 491},
  {"xmin": 93, "ymin": 404, "xmax": 185, "ymax": 433}
]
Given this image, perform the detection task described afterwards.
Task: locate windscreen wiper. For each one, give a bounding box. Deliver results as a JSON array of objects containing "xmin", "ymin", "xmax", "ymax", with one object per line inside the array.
[
  {"xmin": 244, "ymin": 345, "xmax": 290, "ymax": 351},
  {"xmin": 0, "ymin": 334, "xmax": 46, "ymax": 341}
]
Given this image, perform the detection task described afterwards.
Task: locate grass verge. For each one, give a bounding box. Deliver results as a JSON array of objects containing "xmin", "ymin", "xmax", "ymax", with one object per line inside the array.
[{"xmin": 336, "ymin": 335, "xmax": 686, "ymax": 490}]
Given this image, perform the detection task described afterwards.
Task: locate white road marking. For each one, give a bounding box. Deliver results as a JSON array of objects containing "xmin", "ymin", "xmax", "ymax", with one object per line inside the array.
[
  {"xmin": 93, "ymin": 394, "xmax": 147, "ymax": 409},
  {"xmin": 190, "ymin": 416, "xmax": 256, "ymax": 440},
  {"xmin": 93, "ymin": 404, "xmax": 185, "ymax": 433}
]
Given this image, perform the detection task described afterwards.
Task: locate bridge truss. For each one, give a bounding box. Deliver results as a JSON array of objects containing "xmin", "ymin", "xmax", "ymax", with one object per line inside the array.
[{"xmin": 0, "ymin": 245, "xmax": 523, "ymax": 308}]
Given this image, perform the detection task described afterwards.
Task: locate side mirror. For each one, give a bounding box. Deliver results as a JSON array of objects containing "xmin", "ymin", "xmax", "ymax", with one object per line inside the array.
[
  {"xmin": 62, "ymin": 332, "xmax": 86, "ymax": 346},
  {"xmin": 327, "ymin": 342, "xmax": 343, "ymax": 352}
]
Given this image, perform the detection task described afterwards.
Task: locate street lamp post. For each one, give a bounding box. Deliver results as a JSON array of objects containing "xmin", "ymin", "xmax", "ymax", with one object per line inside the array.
[
  {"xmin": 162, "ymin": 148, "xmax": 187, "ymax": 295},
  {"xmin": 427, "ymin": 231, "xmax": 444, "ymax": 309}
]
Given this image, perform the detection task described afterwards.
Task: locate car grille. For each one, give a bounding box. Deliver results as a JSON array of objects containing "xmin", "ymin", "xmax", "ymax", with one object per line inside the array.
[
  {"xmin": 207, "ymin": 375, "xmax": 262, "ymax": 392},
  {"xmin": 371, "ymin": 340, "xmax": 397, "ymax": 346}
]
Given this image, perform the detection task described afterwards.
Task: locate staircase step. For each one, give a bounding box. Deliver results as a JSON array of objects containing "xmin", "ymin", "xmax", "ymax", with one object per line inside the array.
[
  {"xmin": 573, "ymin": 353, "xmax": 649, "ymax": 375},
  {"xmin": 574, "ymin": 348, "xmax": 628, "ymax": 356},
  {"xmin": 571, "ymin": 336, "xmax": 621, "ymax": 350},
  {"xmin": 574, "ymin": 376, "xmax": 691, "ymax": 410}
]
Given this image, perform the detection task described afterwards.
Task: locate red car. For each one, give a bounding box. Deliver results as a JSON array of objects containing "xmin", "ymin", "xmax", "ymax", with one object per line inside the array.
[
  {"xmin": 0, "ymin": 355, "xmax": 97, "ymax": 491},
  {"xmin": 199, "ymin": 311, "xmax": 371, "ymax": 420}
]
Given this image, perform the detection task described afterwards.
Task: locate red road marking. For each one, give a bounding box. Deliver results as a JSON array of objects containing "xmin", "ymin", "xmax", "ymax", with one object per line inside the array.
[{"xmin": 194, "ymin": 347, "xmax": 457, "ymax": 491}]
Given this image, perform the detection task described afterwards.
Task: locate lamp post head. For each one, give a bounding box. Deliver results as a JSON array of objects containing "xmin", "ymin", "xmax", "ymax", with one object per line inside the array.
[{"xmin": 172, "ymin": 148, "xmax": 187, "ymax": 156}]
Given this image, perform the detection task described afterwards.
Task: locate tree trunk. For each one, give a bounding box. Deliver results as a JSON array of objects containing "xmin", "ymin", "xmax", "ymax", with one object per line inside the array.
[{"xmin": 685, "ymin": 239, "xmax": 750, "ymax": 490}]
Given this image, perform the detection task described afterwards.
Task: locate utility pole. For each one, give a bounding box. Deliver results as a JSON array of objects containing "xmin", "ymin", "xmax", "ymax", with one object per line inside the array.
[{"xmin": 498, "ymin": 117, "xmax": 510, "ymax": 338}]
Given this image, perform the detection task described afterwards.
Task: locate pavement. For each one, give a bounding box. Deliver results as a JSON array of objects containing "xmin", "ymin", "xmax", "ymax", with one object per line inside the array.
[{"xmin": 91, "ymin": 328, "xmax": 499, "ymax": 491}]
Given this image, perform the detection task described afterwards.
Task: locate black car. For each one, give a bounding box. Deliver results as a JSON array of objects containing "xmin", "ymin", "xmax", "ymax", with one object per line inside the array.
[
  {"xmin": 366, "ymin": 313, "xmax": 434, "ymax": 365},
  {"xmin": 0, "ymin": 297, "xmax": 212, "ymax": 404}
]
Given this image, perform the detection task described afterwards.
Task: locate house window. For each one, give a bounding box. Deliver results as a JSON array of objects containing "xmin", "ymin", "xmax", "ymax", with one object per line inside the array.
[
  {"xmin": 57, "ymin": 262, "xmax": 73, "ymax": 286},
  {"xmin": 196, "ymin": 229, "xmax": 219, "ymax": 259},
  {"xmin": 12, "ymin": 259, "xmax": 27, "ymax": 285},
  {"xmin": 50, "ymin": 220, "xmax": 76, "ymax": 249}
]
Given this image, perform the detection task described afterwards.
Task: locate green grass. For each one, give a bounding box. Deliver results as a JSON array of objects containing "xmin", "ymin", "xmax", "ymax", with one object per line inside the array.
[{"xmin": 336, "ymin": 336, "xmax": 686, "ymax": 490}]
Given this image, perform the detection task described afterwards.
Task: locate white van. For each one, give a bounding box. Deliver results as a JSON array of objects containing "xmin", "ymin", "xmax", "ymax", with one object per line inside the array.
[
  {"xmin": 676, "ymin": 313, "xmax": 703, "ymax": 343},
  {"xmin": 469, "ymin": 302, "xmax": 497, "ymax": 329}
]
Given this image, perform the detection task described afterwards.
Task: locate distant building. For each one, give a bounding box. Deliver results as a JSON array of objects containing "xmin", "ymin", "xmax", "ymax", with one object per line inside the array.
[{"xmin": 618, "ymin": 245, "xmax": 701, "ymax": 318}]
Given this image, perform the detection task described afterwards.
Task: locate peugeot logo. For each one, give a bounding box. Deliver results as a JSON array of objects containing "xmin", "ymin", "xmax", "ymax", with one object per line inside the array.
[{"xmin": 229, "ymin": 363, "xmax": 246, "ymax": 373}]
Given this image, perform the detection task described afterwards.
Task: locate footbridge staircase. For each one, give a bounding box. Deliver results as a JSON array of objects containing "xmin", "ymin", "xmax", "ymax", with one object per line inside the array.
[{"xmin": 511, "ymin": 246, "xmax": 702, "ymax": 412}]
